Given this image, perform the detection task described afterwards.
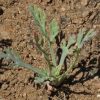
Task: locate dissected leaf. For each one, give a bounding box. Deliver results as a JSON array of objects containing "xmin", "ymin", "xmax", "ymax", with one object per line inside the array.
[
  {"xmin": 59, "ymin": 40, "xmax": 69, "ymax": 66},
  {"xmin": 83, "ymin": 29, "xmax": 96, "ymax": 42},
  {"xmin": 67, "ymin": 34, "xmax": 76, "ymax": 48},
  {"xmin": 76, "ymin": 29, "xmax": 96, "ymax": 49},
  {"xmin": 59, "ymin": 35, "xmax": 75, "ymax": 67},
  {"xmin": 29, "ymin": 5, "xmax": 46, "ymax": 36},
  {"xmin": 50, "ymin": 19, "xmax": 59, "ymax": 42},
  {"xmin": 51, "ymin": 65, "xmax": 61, "ymax": 77},
  {"xmin": 76, "ymin": 28, "xmax": 85, "ymax": 48},
  {"xmin": 1, "ymin": 48, "xmax": 48, "ymax": 77},
  {"xmin": 34, "ymin": 77, "xmax": 46, "ymax": 83}
]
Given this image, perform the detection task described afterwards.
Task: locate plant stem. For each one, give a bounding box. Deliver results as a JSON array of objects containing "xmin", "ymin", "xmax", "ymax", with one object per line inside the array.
[
  {"xmin": 39, "ymin": 27, "xmax": 56, "ymax": 74},
  {"xmin": 48, "ymin": 41, "xmax": 57, "ymax": 67},
  {"xmin": 53, "ymin": 49, "xmax": 80, "ymax": 86},
  {"xmin": 59, "ymin": 49, "xmax": 68, "ymax": 67},
  {"xmin": 69, "ymin": 48, "xmax": 80, "ymax": 70}
]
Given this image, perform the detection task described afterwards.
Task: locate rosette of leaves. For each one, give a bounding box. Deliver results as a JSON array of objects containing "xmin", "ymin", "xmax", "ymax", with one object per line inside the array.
[{"xmin": 0, "ymin": 5, "xmax": 96, "ymax": 87}]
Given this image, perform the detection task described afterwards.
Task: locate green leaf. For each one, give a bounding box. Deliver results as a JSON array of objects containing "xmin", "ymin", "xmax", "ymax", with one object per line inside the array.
[
  {"xmin": 60, "ymin": 39, "xmax": 66, "ymax": 48},
  {"xmin": 76, "ymin": 29, "xmax": 96, "ymax": 49},
  {"xmin": 51, "ymin": 65, "xmax": 61, "ymax": 77},
  {"xmin": 29, "ymin": 5, "xmax": 46, "ymax": 35},
  {"xmin": 83, "ymin": 29, "xmax": 96, "ymax": 42},
  {"xmin": 34, "ymin": 77, "xmax": 46, "ymax": 83},
  {"xmin": 50, "ymin": 19, "xmax": 59, "ymax": 42},
  {"xmin": 59, "ymin": 47, "xmax": 69, "ymax": 67},
  {"xmin": 76, "ymin": 28, "xmax": 85, "ymax": 48},
  {"xmin": 1, "ymin": 48, "xmax": 48, "ymax": 76},
  {"xmin": 0, "ymin": 48, "xmax": 49, "ymax": 84},
  {"xmin": 59, "ymin": 40, "xmax": 69, "ymax": 66},
  {"xmin": 34, "ymin": 34, "xmax": 51, "ymax": 67},
  {"xmin": 67, "ymin": 34, "xmax": 76, "ymax": 48},
  {"xmin": 59, "ymin": 35, "xmax": 75, "ymax": 67},
  {"xmin": 0, "ymin": 52, "xmax": 8, "ymax": 59},
  {"xmin": 34, "ymin": 71, "xmax": 49, "ymax": 83}
]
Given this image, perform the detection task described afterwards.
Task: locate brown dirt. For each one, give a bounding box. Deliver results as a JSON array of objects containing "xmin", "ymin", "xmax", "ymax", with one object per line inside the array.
[{"xmin": 0, "ymin": 0, "xmax": 100, "ymax": 100}]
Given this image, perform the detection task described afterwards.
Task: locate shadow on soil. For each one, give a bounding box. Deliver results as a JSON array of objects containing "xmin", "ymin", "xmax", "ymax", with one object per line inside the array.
[
  {"xmin": 0, "ymin": 37, "xmax": 100, "ymax": 99},
  {"xmin": 0, "ymin": 39, "xmax": 12, "ymax": 73},
  {"xmin": 50, "ymin": 53, "xmax": 100, "ymax": 99},
  {"xmin": 48, "ymin": 31, "xmax": 100, "ymax": 99},
  {"xmin": 0, "ymin": 39, "xmax": 12, "ymax": 48}
]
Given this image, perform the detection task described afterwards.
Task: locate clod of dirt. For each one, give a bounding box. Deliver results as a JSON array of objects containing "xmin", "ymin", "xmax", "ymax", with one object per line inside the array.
[
  {"xmin": 0, "ymin": 26, "xmax": 11, "ymax": 39},
  {"xmin": 0, "ymin": 7, "xmax": 4, "ymax": 15},
  {"xmin": 82, "ymin": 9, "xmax": 91, "ymax": 18},
  {"xmin": 1, "ymin": 83, "xmax": 8, "ymax": 90},
  {"xmin": 47, "ymin": 0, "xmax": 53, "ymax": 4},
  {"xmin": 81, "ymin": 0, "xmax": 89, "ymax": 6}
]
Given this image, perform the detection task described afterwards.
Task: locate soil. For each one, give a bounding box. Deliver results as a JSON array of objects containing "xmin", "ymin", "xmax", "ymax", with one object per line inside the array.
[{"xmin": 0, "ymin": 0, "xmax": 100, "ymax": 100}]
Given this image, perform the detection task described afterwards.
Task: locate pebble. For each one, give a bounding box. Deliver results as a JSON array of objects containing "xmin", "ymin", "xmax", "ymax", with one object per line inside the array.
[
  {"xmin": 81, "ymin": 0, "xmax": 89, "ymax": 6},
  {"xmin": 89, "ymin": 11, "xmax": 98, "ymax": 21},
  {"xmin": 0, "ymin": 96, "xmax": 5, "ymax": 100},
  {"xmin": 1, "ymin": 83, "xmax": 8, "ymax": 90},
  {"xmin": 94, "ymin": 76, "xmax": 99, "ymax": 80},
  {"xmin": 23, "ymin": 93, "xmax": 27, "ymax": 97},
  {"xmin": 98, "ymin": 89, "xmax": 100, "ymax": 92},
  {"xmin": 97, "ymin": 89, "xmax": 100, "ymax": 98},
  {"xmin": 82, "ymin": 10, "xmax": 90, "ymax": 17},
  {"xmin": 61, "ymin": 7, "xmax": 66, "ymax": 12},
  {"xmin": 0, "ymin": 26, "xmax": 11, "ymax": 39},
  {"xmin": 97, "ymin": 94, "xmax": 100, "ymax": 98}
]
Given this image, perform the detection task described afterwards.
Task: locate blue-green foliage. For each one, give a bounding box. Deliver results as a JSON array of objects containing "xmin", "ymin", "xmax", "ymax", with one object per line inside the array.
[{"xmin": 0, "ymin": 5, "xmax": 96, "ymax": 86}]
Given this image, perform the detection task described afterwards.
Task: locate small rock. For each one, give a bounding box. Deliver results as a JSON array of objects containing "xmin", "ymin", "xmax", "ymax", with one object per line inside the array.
[
  {"xmin": 81, "ymin": 0, "xmax": 89, "ymax": 6},
  {"xmin": 8, "ymin": 0, "xmax": 17, "ymax": 5},
  {"xmin": 61, "ymin": 7, "xmax": 66, "ymax": 12},
  {"xmin": 82, "ymin": 10, "xmax": 90, "ymax": 17},
  {"xmin": 0, "ymin": 96, "xmax": 4, "ymax": 100},
  {"xmin": 72, "ymin": 18, "xmax": 83, "ymax": 24},
  {"xmin": 89, "ymin": 11, "xmax": 98, "ymax": 22},
  {"xmin": 94, "ymin": 83, "xmax": 100, "ymax": 89},
  {"xmin": 1, "ymin": 83, "xmax": 8, "ymax": 90},
  {"xmin": 98, "ymin": 89, "xmax": 100, "ymax": 92},
  {"xmin": 97, "ymin": 94, "xmax": 100, "ymax": 98},
  {"xmin": 10, "ymin": 79, "xmax": 18, "ymax": 85},
  {"xmin": 0, "ymin": 26, "xmax": 11, "ymax": 39},
  {"xmin": 23, "ymin": 93, "xmax": 27, "ymax": 97},
  {"xmin": 94, "ymin": 76, "xmax": 99, "ymax": 80}
]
